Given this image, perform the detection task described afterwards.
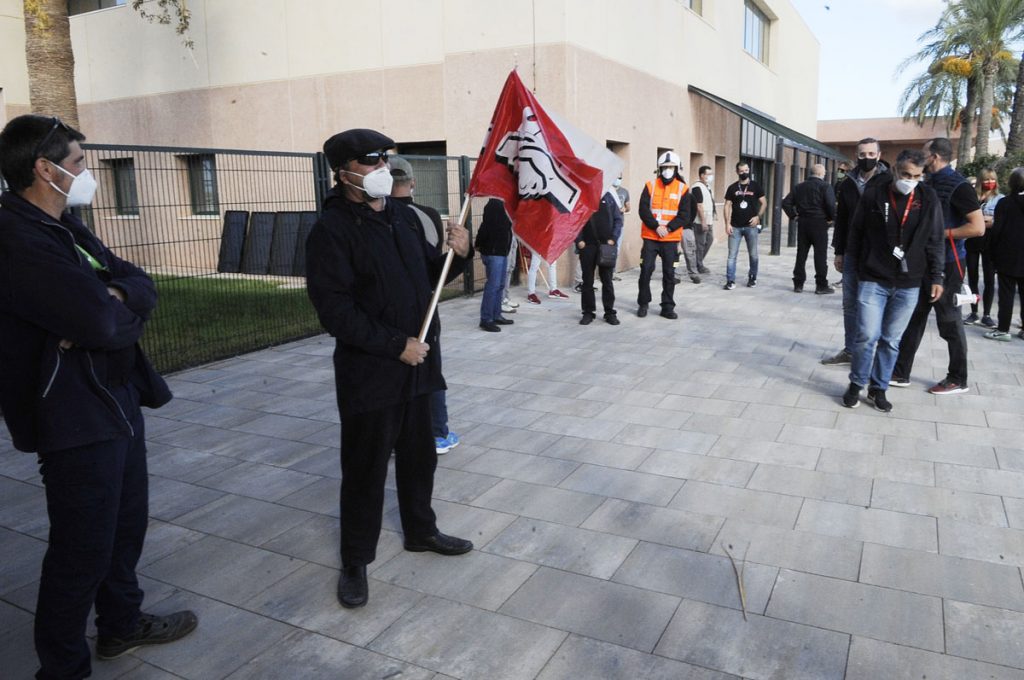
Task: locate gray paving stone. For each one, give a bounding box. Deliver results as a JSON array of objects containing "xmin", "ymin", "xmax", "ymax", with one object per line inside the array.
[
  {"xmin": 860, "ymin": 543, "xmax": 1024, "ymax": 611},
  {"xmin": 580, "ymin": 498, "xmax": 722, "ymax": 551},
  {"xmin": 712, "ymin": 383, "xmax": 802, "ymax": 407},
  {"xmin": 937, "ymin": 423, "xmax": 1024, "ymax": 449},
  {"xmin": 242, "ymin": 561, "xmax": 423, "ymax": 645},
  {"xmin": 459, "ymin": 449, "xmax": 579, "ymax": 486},
  {"xmin": 655, "ymin": 393, "xmax": 748, "ymax": 418},
  {"xmin": 637, "ymin": 449, "xmax": 756, "ymax": 487},
  {"xmin": 457, "ymin": 423, "xmax": 562, "ymax": 455},
  {"xmin": 174, "ymin": 494, "xmax": 314, "ymax": 545},
  {"xmin": 938, "ymin": 517, "xmax": 1024, "ymax": 567},
  {"xmin": 230, "ymin": 413, "xmax": 333, "ymax": 441},
  {"xmin": 708, "ymin": 436, "xmax": 821, "ymax": 470},
  {"xmin": 518, "ymin": 394, "xmax": 610, "ymax": 418},
  {"xmin": 872, "ymin": 479, "xmax": 1008, "ymax": 526},
  {"xmin": 455, "ymin": 402, "xmax": 546, "ymax": 429},
  {"xmin": 540, "ymin": 436, "xmax": 653, "ymax": 470},
  {"xmin": 988, "ymin": 410, "xmax": 1024, "ymax": 431},
  {"xmin": 778, "ymin": 423, "xmax": 883, "ymax": 454},
  {"xmin": 259, "ymin": 514, "xmax": 342, "ymax": 568},
  {"xmin": 669, "ymin": 480, "xmax": 804, "ymax": 529},
  {"xmin": 710, "ymin": 519, "xmax": 863, "ymax": 580},
  {"xmin": 471, "ymin": 479, "xmax": 605, "ymax": 526},
  {"xmin": 373, "ymin": 550, "xmax": 535, "ymax": 610},
  {"xmin": 935, "ymin": 463, "xmax": 1024, "ymax": 499},
  {"xmin": 740, "ymin": 402, "xmax": 838, "ymax": 428},
  {"xmin": 746, "ymin": 463, "xmax": 872, "ymax": 505},
  {"xmin": 195, "ymin": 461, "xmax": 322, "ymax": 502},
  {"xmin": 612, "ymin": 423, "xmax": 719, "ymax": 455},
  {"xmin": 141, "ymin": 535, "xmax": 304, "ymax": 606},
  {"xmin": 883, "ymin": 434, "xmax": 999, "ymax": 467},
  {"xmin": 816, "ymin": 449, "xmax": 935, "ymax": 485},
  {"xmin": 0, "ymin": 477, "xmax": 48, "ymax": 538},
  {"xmin": 996, "ymin": 447, "xmax": 1024, "ymax": 472},
  {"xmin": 845, "ymin": 635, "xmax": 1024, "ymax": 680},
  {"xmin": 536, "ymin": 634, "xmax": 741, "ymax": 680},
  {"xmin": 137, "ymin": 520, "xmax": 206, "ymax": 568},
  {"xmin": 595, "ymin": 402, "xmax": 694, "ymax": 429},
  {"xmin": 1005, "ymin": 498, "xmax": 1024, "ymax": 529},
  {"xmin": 527, "ymin": 412, "xmax": 628, "ymax": 440},
  {"xmin": 275, "ymin": 476, "xmax": 339, "ymax": 516},
  {"xmin": 144, "ymin": 444, "xmax": 240, "ymax": 483},
  {"xmin": 796, "ymin": 498, "xmax": 937, "ymax": 551},
  {"xmin": 834, "ymin": 411, "xmax": 938, "ymax": 439},
  {"xmin": 766, "ymin": 568, "xmax": 944, "ymax": 650},
  {"xmin": 643, "ymin": 377, "xmax": 720, "ymax": 399},
  {"xmin": 946, "ymin": 600, "xmax": 1024, "ymax": 669},
  {"xmin": 369, "ymin": 596, "xmax": 566, "ymax": 680},
  {"xmin": 429, "ymin": 467, "xmax": 502, "ymax": 504},
  {"xmin": 0, "ymin": 528, "xmax": 46, "ymax": 596},
  {"xmin": 655, "ymin": 599, "xmax": 849, "ymax": 680},
  {"xmin": 558, "ymin": 463, "xmax": 683, "ymax": 506},
  {"xmin": 147, "ymin": 476, "xmax": 225, "ymax": 522},
  {"xmin": 0, "ymin": 600, "xmax": 31, "ymax": 637},
  {"xmin": 107, "ymin": 662, "xmax": 180, "ymax": 679},
  {"xmin": 484, "ymin": 516, "xmax": 636, "ymax": 578},
  {"xmin": 501, "ymin": 567, "xmax": 679, "ymax": 652},
  {"xmin": 613, "ymin": 541, "xmax": 777, "ymax": 614},
  {"xmin": 682, "ymin": 414, "xmax": 785, "ymax": 441}
]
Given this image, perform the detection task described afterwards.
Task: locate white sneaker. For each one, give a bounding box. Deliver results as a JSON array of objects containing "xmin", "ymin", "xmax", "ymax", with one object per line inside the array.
[{"xmin": 501, "ymin": 302, "xmax": 516, "ymax": 314}]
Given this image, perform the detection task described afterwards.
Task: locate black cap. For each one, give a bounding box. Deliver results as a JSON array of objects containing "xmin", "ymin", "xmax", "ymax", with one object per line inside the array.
[{"xmin": 322, "ymin": 128, "xmax": 395, "ymax": 169}]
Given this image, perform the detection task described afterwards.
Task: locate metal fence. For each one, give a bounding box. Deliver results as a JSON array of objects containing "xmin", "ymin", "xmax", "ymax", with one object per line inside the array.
[{"xmin": 71, "ymin": 144, "xmax": 478, "ymax": 374}]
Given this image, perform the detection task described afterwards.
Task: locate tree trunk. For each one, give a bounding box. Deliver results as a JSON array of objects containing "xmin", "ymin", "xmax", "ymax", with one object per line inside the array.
[
  {"xmin": 957, "ymin": 74, "xmax": 978, "ymax": 164},
  {"xmin": 975, "ymin": 60, "xmax": 996, "ymax": 158},
  {"xmin": 23, "ymin": 0, "xmax": 79, "ymax": 127},
  {"xmin": 1007, "ymin": 51, "xmax": 1024, "ymax": 156}
]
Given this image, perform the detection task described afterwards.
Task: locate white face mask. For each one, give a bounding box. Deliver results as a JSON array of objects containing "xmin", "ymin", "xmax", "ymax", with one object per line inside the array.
[
  {"xmin": 49, "ymin": 162, "xmax": 98, "ymax": 207},
  {"xmin": 894, "ymin": 178, "xmax": 919, "ymax": 195},
  {"xmin": 705, "ymin": 175, "xmax": 714, "ymax": 184},
  {"xmin": 345, "ymin": 166, "xmax": 393, "ymax": 199},
  {"xmin": 612, "ymin": 178, "xmax": 622, "ymax": 187},
  {"xmin": 661, "ymin": 168, "xmax": 675, "ymax": 181}
]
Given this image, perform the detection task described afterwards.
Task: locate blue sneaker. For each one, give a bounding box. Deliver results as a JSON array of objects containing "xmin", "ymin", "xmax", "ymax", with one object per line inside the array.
[
  {"xmin": 435, "ymin": 436, "xmax": 453, "ymax": 454},
  {"xmin": 445, "ymin": 432, "xmax": 461, "ymax": 450}
]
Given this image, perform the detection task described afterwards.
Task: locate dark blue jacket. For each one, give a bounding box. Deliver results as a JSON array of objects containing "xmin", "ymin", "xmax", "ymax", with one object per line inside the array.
[
  {"xmin": 0, "ymin": 191, "xmax": 171, "ymax": 453},
  {"xmin": 927, "ymin": 165, "xmax": 970, "ymax": 264}
]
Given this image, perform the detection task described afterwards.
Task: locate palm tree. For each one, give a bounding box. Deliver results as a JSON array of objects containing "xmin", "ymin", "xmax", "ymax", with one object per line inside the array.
[{"xmin": 1008, "ymin": 51, "xmax": 1024, "ymax": 154}]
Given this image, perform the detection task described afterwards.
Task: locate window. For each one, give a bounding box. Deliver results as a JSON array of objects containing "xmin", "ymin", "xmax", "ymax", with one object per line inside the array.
[
  {"xmin": 67, "ymin": 0, "xmax": 126, "ymax": 16},
  {"xmin": 743, "ymin": 0, "xmax": 770, "ymax": 64},
  {"xmin": 104, "ymin": 158, "xmax": 138, "ymax": 216},
  {"xmin": 185, "ymin": 154, "xmax": 219, "ymax": 215},
  {"xmin": 688, "ymin": 0, "xmax": 703, "ymax": 15}
]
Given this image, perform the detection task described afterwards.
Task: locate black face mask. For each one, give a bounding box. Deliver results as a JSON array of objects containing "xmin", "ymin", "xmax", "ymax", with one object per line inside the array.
[
  {"xmin": 738, "ymin": 172, "xmax": 750, "ymax": 181},
  {"xmin": 857, "ymin": 158, "xmax": 878, "ymax": 173}
]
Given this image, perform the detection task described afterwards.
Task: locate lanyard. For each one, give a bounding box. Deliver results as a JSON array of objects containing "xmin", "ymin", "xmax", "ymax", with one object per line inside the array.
[
  {"xmin": 75, "ymin": 244, "xmax": 108, "ymax": 272},
  {"xmin": 887, "ymin": 188, "xmax": 914, "ymax": 229}
]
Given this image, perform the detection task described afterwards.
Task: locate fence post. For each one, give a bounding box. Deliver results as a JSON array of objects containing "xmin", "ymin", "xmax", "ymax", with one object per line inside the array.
[
  {"xmin": 313, "ymin": 152, "xmax": 332, "ymax": 214},
  {"xmin": 458, "ymin": 155, "xmax": 474, "ymax": 294}
]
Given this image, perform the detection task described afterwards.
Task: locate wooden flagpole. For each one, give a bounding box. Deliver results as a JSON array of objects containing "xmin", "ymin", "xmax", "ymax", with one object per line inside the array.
[{"xmin": 418, "ymin": 193, "xmax": 472, "ymax": 343}]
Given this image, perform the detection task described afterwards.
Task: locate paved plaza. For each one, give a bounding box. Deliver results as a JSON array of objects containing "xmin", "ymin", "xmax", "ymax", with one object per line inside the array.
[{"xmin": 3, "ymin": 240, "xmax": 1024, "ymax": 679}]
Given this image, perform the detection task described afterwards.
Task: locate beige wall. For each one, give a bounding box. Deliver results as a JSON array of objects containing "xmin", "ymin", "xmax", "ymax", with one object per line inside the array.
[{"xmin": 0, "ymin": 0, "xmax": 30, "ymax": 124}]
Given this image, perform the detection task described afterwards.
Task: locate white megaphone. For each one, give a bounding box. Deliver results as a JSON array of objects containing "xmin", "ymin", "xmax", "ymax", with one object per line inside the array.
[{"xmin": 954, "ymin": 283, "xmax": 978, "ymax": 308}]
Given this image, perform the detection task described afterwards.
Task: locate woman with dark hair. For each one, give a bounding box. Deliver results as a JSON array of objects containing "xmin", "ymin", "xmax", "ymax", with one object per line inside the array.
[
  {"xmin": 965, "ymin": 168, "xmax": 1001, "ymax": 326},
  {"xmin": 986, "ymin": 167, "xmax": 1024, "ymax": 341}
]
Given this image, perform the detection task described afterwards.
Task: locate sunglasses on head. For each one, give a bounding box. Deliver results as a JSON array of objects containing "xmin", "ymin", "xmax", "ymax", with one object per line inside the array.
[
  {"xmin": 34, "ymin": 116, "xmax": 71, "ymax": 160},
  {"xmin": 353, "ymin": 150, "xmax": 390, "ymax": 166}
]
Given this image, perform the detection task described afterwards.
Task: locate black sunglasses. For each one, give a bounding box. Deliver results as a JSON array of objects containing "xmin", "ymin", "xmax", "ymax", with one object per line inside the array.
[
  {"xmin": 353, "ymin": 150, "xmax": 390, "ymax": 166},
  {"xmin": 34, "ymin": 117, "xmax": 71, "ymax": 160}
]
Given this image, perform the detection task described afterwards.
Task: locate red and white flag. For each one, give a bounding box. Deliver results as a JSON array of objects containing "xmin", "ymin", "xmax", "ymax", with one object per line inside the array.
[{"xmin": 468, "ymin": 70, "xmax": 622, "ymax": 263}]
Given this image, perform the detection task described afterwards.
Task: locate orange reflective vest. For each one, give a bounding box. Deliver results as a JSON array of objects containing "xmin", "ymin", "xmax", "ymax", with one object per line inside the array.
[{"xmin": 642, "ymin": 178, "xmax": 689, "ymax": 242}]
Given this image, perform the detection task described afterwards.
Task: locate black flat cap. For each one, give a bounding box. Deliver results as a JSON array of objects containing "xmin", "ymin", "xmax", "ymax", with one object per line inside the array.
[{"xmin": 323, "ymin": 128, "xmax": 395, "ymax": 169}]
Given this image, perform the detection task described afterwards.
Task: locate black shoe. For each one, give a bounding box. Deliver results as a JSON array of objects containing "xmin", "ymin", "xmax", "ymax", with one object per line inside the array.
[
  {"xmin": 494, "ymin": 317, "xmax": 514, "ymax": 325},
  {"xmin": 660, "ymin": 309, "xmax": 678, "ymax": 320},
  {"xmin": 404, "ymin": 531, "xmax": 474, "ymax": 556},
  {"xmin": 698, "ymin": 266, "xmax": 711, "ymax": 274},
  {"xmin": 96, "ymin": 611, "xmax": 198, "ymax": 660},
  {"xmin": 673, "ymin": 276, "xmax": 682, "ymax": 284},
  {"xmin": 867, "ymin": 388, "xmax": 893, "ymax": 413},
  {"xmin": 479, "ymin": 321, "xmax": 501, "ymax": 332},
  {"xmin": 724, "ymin": 281, "xmax": 736, "ymax": 290},
  {"xmin": 815, "ymin": 286, "xmax": 835, "ymax": 295},
  {"xmin": 580, "ymin": 314, "xmax": 595, "ymax": 325},
  {"xmin": 573, "ymin": 282, "xmax": 584, "ymax": 293},
  {"xmin": 604, "ymin": 315, "xmax": 620, "ymax": 325},
  {"xmin": 842, "ymin": 383, "xmax": 861, "ymax": 409},
  {"xmin": 338, "ymin": 565, "xmax": 368, "ymax": 608},
  {"xmin": 637, "ymin": 305, "xmax": 648, "ymax": 318},
  {"xmin": 747, "ymin": 279, "xmax": 757, "ymax": 288},
  {"xmin": 689, "ymin": 274, "xmax": 701, "ymax": 284},
  {"xmin": 820, "ymin": 349, "xmax": 851, "ymax": 366},
  {"xmin": 794, "ymin": 284, "xmax": 803, "ymax": 293}
]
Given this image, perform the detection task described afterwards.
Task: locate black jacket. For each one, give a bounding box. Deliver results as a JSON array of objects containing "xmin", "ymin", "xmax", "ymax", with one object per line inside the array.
[
  {"xmin": 305, "ymin": 187, "xmax": 471, "ymax": 417},
  {"xmin": 832, "ymin": 162, "xmax": 892, "ymax": 255},
  {"xmin": 782, "ymin": 176, "xmax": 836, "ymax": 223},
  {"xmin": 846, "ymin": 179, "xmax": 945, "ymax": 289},
  {"xmin": 577, "ymin": 192, "xmax": 623, "ymax": 246},
  {"xmin": 474, "ymin": 198, "xmax": 513, "ymax": 256},
  {"xmin": 0, "ymin": 191, "xmax": 170, "ymax": 453},
  {"xmin": 990, "ymin": 193, "xmax": 1024, "ymax": 277}
]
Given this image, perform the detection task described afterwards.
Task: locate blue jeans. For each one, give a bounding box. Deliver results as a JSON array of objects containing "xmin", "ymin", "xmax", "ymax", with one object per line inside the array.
[
  {"xmin": 726, "ymin": 226, "xmax": 759, "ymax": 283},
  {"xmin": 849, "ymin": 281, "xmax": 919, "ymax": 390},
  {"xmin": 429, "ymin": 390, "xmax": 448, "ymax": 439},
  {"xmin": 480, "ymin": 254, "xmax": 507, "ymax": 322},
  {"xmin": 841, "ymin": 255, "xmax": 859, "ymax": 354}
]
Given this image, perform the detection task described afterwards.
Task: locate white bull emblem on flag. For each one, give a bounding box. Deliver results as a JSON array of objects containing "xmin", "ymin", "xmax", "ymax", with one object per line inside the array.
[{"xmin": 494, "ymin": 107, "xmax": 580, "ymax": 214}]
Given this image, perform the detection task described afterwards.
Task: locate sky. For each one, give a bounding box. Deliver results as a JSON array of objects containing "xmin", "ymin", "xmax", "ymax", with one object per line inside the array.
[{"xmin": 790, "ymin": 0, "xmax": 951, "ymax": 120}]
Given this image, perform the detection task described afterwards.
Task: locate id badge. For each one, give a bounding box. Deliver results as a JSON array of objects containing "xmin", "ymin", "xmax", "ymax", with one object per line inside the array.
[
  {"xmin": 892, "ymin": 246, "xmax": 905, "ymax": 260},
  {"xmin": 739, "ymin": 201, "xmax": 748, "ymax": 209}
]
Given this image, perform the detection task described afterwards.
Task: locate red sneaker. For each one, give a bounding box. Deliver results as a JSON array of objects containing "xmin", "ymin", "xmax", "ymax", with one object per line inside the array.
[
  {"xmin": 526, "ymin": 293, "xmax": 542, "ymax": 305},
  {"xmin": 548, "ymin": 289, "xmax": 569, "ymax": 299}
]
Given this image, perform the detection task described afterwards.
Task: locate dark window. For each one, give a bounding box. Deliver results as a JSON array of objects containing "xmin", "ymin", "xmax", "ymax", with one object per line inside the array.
[
  {"xmin": 67, "ymin": 0, "xmax": 126, "ymax": 16},
  {"xmin": 185, "ymin": 154, "xmax": 219, "ymax": 215},
  {"xmin": 104, "ymin": 157, "xmax": 138, "ymax": 215},
  {"xmin": 743, "ymin": 1, "xmax": 769, "ymax": 64}
]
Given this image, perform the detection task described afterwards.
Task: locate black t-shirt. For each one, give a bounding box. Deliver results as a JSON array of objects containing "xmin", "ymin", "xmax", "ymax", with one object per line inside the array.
[
  {"xmin": 725, "ymin": 180, "xmax": 765, "ymax": 227},
  {"xmin": 949, "ymin": 183, "xmax": 981, "ymax": 222}
]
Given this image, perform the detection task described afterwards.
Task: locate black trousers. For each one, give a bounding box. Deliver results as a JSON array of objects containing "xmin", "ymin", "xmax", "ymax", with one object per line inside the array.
[
  {"xmin": 35, "ymin": 386, "xmax": 146, "ymax": 680},
  {"xmin": 996, "ymin": 273, "xmax": 1024, "ymax": 332},
  {"xmin": 339, "ymin": 394, "xmax": 438, "ymax": 566},
  {"xmin": 579, "ymin": 243, "xmax": 616, "ymax": 317},
  {"xmin": 966, "ymin": 247, "xmax": 995, "ymax": 316},
  {"xmin": 793, "ymin": 219, "xmax": 829, "ymax": 289},
  {"xmin": 637, "ymin": 239, "xmax": 677, "ymax": 310},
  {"xmin": 894, "ymin": 261, "xmax": 969, "ymax": 385}
]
